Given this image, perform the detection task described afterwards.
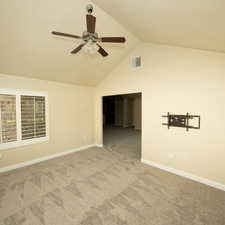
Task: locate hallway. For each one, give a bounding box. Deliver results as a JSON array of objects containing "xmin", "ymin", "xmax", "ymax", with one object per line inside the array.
[{"xmin": 103, "ymin": 126, "xmax": 141, "ymax": 160}]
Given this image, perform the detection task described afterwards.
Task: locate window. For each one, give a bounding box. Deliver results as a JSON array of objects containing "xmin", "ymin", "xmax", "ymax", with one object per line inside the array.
[
  {"xmin": 21, "ymin": 96, "xmax": 46, "ymax": 140},
  {"xmin": 0, "ymin": 94, "xmax": 17, "ymax": 144},
  {"xmin": 0, "ymin": 90, "xmax": 48, "ymax": 150}
]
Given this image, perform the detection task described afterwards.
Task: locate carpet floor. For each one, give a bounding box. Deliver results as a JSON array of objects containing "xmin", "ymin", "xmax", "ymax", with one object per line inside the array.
[
  {"xmin": 0, "ymin": 128, "xmax": 225, "ymax": 224},
  {"xmin": 103, "ymin": 126, "xmax": 141, "ymax": 160}
]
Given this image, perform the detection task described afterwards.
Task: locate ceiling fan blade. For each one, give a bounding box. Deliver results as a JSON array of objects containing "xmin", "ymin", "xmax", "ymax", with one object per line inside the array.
[
  {"xmin": 100, "ymin": 37, "xmax": 126, "ymax": 43},
  {"xmin": 71, "ymin": 44, "xmax": 85, "ymax": 54},
  {"xmin": 52, "ymin": 31, "xmax": 81, "ymax": 39},
  {"xmin": 97, "ymin": 44, "xmax": 108, "ymax": 57},
  {"xmin": 86, "ymin": 14, "xmax": 96, "ymax": 33}
]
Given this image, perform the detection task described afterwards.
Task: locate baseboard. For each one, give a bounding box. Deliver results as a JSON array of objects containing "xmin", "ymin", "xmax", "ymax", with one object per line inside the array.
[
  {"xmin": 0, "ymin": 144, "xmax": 97, "ymax": 173},
  {"xmin": 95, "ymin": 144, "xmax": 103, "ymax": 148},
  {"xmin": 142, "ymin": 159, "xmax": 225, "ymax": 192}
]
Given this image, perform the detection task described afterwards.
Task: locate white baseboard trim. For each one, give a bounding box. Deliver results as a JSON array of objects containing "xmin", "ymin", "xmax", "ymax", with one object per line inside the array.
[
  {"xmin": 142, "ymin": 159, "xmax": 225, "ymax": 192},
  {"xmin": 95, "ymin": 144, "xmax": 103, "ymax": 148},
  {"xmin": 0, "ymin": 144, "xmax": 97, "ymax": 173}
]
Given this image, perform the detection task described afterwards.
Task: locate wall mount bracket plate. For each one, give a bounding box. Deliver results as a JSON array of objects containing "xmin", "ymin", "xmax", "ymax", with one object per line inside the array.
[{"xmin": 162, "ymin": 112, "xmax": 200, "ymax": 131}]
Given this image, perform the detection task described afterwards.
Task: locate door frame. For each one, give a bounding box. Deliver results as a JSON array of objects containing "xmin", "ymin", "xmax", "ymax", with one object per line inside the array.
[{"xmin": 100, "ymin": 92, "xmax": 142, "ymax": 156}]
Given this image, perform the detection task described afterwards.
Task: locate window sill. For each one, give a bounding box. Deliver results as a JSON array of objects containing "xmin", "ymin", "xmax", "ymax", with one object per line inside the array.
[{"xmin": 0, "ymin": 137, "xmax": 49, "ymax": 151}]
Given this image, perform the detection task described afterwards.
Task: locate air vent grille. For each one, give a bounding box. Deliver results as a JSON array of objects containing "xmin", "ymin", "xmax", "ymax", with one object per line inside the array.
[{"xmin": 132, "ymin": 56, "xmax": 141, "ymax": 68}]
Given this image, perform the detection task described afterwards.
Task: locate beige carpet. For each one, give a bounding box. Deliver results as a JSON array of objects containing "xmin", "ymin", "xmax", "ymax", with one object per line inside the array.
[
  {"xmin": 103, "ymin": 126, "xmax": 142, "ymax": 160},
  {"xmin": 0, "ymin": 129, "xmax": 225, "ymax": 224}
]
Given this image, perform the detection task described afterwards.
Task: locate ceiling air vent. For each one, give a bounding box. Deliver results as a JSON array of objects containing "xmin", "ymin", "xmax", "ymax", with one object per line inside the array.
[{"xmin": 132, "ymin": 56, "xmax": 141, "ymax": 68}]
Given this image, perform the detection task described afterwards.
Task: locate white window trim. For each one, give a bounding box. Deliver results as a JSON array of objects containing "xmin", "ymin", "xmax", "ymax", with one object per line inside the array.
[{"xmin": 0, "ymin": 89, "xmax": 49, "ymax": 151}]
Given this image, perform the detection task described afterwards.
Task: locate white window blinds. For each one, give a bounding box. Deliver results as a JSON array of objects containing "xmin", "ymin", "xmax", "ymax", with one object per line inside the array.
[
  {"xmin": 0, "ymin": 94, "xmax": 17, "ymax": 144},
  {"xmin": 21, "ymin": 96, "xmax": 46, "ymax": 140},
  {"xmin": 0, "ymin": 90, "xmax": 48, "ymax": 150}
]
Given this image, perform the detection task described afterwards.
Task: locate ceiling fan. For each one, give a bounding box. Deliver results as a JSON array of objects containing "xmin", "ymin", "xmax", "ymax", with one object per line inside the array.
[{"xmin": 52, "ymin": 4, "xmax": 126, "ymax": 57}]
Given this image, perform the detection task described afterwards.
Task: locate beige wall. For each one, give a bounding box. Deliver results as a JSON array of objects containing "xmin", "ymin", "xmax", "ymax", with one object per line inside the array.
[
  {"xmin": 133, "ymin": 95, "xmax": 141, "ymax": 130},
  {"xmin": 114, "ymin": 98, "xmax": 123, "ymax": 126},
  {"xmin": 95, "ymin": 43, "xmax": 225, "ymax": 185},
  {"xmin": 123, "ymin": 97, "xmax": 133, "ymax": 128},
  {"xmin": 0, "ymin": 74, "xmax": 95, "ymax": 168}
]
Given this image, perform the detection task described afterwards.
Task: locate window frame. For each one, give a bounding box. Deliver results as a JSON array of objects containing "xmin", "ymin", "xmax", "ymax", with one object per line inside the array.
[{"xmin": 0, "ymin": 89, "xmax": 49, "ymax": 150}]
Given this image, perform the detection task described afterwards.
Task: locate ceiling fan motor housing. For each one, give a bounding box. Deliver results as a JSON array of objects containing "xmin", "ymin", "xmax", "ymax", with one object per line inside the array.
[{"xmin": 82, "ymin": 31, "xmax": 98, "ymax": 42}]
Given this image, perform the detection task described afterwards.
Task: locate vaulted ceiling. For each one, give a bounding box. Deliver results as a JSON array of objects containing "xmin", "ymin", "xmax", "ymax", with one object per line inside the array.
[
  {"xmin": 93, "ymin": 0, "xmax": 225, "ymax": 53},
  {"xmin": 0, "ymin": 0, "xmax": 139, "ymax": 86},
  {"xmin": 2, "ymin": 1, "xmax": 225, "ymax": 86}
]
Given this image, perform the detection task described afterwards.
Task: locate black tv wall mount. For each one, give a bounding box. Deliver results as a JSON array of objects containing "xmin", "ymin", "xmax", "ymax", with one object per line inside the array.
[{"xmin": 162, "ymin": 113, "xmax": 200, "ymax": 131}]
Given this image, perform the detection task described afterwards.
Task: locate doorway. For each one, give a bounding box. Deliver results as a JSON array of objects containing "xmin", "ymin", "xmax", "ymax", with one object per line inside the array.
[{"xmin": 103, "ymin": 93, "xmax": 142, "ymax": 160}]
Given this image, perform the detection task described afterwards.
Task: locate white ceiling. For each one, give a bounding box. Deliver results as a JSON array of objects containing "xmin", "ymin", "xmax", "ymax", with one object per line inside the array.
[
  {"xmin": 0, "ymin": 0, "xmax": 139, "ymax": 86},
  {"xmin": 93, "ymin": 0, "xmax": 225, "ymax": 53}
]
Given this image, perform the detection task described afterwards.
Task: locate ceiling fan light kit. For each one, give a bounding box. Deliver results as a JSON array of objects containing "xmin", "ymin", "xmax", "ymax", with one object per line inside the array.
[
  {"xmin": 83, "ymin": 40, "xmax": 100, "ymax": 54},
  {"xmin": 52, "ymin": 4, "xmax": 126, "ymax": 57}
]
